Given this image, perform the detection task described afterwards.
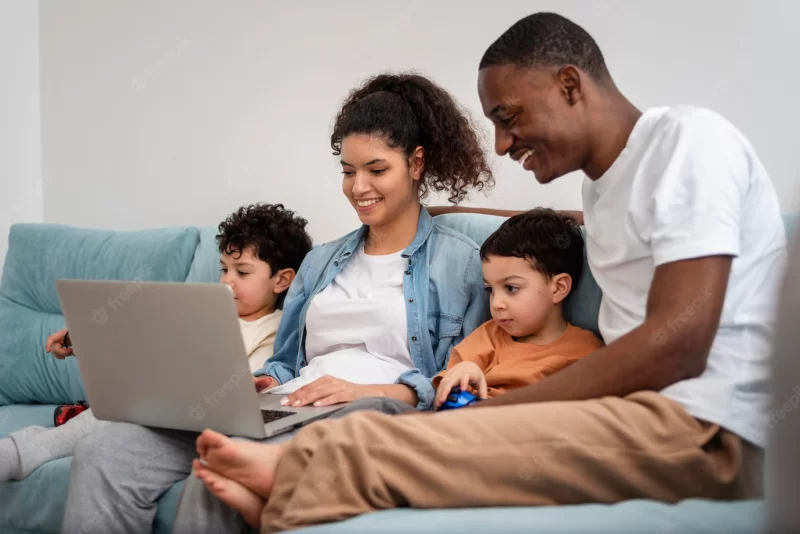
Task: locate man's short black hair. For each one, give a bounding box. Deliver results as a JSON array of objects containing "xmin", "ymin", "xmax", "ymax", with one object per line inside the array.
[
  {"xmin": 479, "ymin": 12, "xmax": 610, "ymax": 82},
  {"xmin": 480, "ymin": 208, "xmax": 584, "ymax": 289},
  {"xmin": 217, "ymin": 203, "xmax": 312, "ymax": 281}
]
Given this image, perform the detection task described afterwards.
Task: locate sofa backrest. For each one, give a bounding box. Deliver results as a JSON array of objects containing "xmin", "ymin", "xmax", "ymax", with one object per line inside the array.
[
  {"xmin": 0, "ymin": 213, "xmax": 796, "ymax": 406},
  {"xmin": 0, "ymin": 224, "xmax": 202, "ymax": 405},
  {"xmin": 186, "ymin": 227, "xmax": 224, "ymax": 284}
]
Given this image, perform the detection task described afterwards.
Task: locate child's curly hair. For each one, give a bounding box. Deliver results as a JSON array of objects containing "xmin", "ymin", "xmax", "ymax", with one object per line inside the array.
[
  {"xmin": 217, "ymin": 203, "xmax": 313, "ymax": 278},
  {"xmin": 331, "ymin": 72, "xmax": 494, "ymax": 204}
]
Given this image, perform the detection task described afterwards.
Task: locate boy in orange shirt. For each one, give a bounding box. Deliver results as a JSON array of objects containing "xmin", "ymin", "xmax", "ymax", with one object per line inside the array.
[{"xmin": 434, "ymin": 208, "xmax": 603, "ymax": 408}]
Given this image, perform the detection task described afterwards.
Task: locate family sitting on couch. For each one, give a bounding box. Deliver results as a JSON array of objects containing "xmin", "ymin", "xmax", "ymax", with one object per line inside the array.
[{"xmin": 1, "ymin": 11, "xmax": 789, "ymax": 534}]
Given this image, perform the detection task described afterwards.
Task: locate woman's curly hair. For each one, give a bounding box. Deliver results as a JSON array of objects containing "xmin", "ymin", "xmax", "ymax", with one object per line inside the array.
[{"xmin": 331, "ymin": 73, "xmax": 494, "ymax": 204}]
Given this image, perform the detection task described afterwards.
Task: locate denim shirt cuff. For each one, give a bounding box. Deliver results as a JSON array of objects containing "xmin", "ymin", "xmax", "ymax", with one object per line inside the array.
[
  {"xmin": 396, "ymin": 370, "xmax": 436, "ymax": 411},
  {"xmin": 253, "ymin": 362, "xmax": 295, "ymax": 385}
]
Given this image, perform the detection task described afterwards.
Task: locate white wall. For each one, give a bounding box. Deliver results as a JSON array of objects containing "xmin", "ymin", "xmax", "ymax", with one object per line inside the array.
[
  {"xmin": 38, "ymin": 0, "xmax": 800, "ymax": 243},
  {"xmin": 0, "ymin": 0, "xmax": 43, "ymax": 274}
]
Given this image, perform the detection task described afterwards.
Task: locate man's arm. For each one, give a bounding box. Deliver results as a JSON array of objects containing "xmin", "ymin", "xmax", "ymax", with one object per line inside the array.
[
  {"xmin": 475, "ymin": 255, "xmax": 732, "ymax": 408},
  {"xmin": 426, "ymin": 206, "xmax": 584, "ymax": 225}
]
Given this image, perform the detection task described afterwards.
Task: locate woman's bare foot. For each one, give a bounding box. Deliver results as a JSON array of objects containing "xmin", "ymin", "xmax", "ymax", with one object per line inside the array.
[
  {"xmin": 193, "ymin": 459, "xmax": 264, "ymax": 530},
  {"xmin": 196, "ymin": 428, "xmax": 287, "ymax": 498}
]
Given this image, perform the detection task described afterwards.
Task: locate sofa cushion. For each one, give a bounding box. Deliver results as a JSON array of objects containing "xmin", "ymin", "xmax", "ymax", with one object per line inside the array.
[
  {"xmin": 783, "ymin": 212, "xmax": 797, "ymax": 237},
  {"xmin": 291, "ymin": 498, "xmax": 763, "ymax": 534},
  {"xmin": 0, "ymin": 224, "xmax": 200, "ymax": 405},
  {"xmin": 185, "ymin": 227, "xmax": 223, "ymax": 284}
]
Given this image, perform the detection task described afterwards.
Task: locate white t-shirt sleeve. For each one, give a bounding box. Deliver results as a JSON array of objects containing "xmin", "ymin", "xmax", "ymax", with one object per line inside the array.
[{"xmin": 647, "ymin": 115, "xmax": 749, "ymax": 266}]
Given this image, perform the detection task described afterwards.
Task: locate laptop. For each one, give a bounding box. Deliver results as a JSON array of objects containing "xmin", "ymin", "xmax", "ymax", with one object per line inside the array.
[{"xmin": 55, "ymin": 280, "xmax": 347, "ymax": 439}]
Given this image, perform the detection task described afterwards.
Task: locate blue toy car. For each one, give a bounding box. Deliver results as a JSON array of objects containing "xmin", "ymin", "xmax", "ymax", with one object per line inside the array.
[{"xmin": 439, "ymin": 387, "xmax": 479, "ymax": 410}]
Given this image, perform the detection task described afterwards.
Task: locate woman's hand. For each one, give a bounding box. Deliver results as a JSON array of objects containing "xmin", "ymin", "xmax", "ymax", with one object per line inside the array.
[
  {"xmin": 434, "ymin": 361, "xmax": 488, "ymax": 409},
  {"xmin": 281, "ymin": 376, "xmax": 380, "ymax": 408},
  {"xmin": 45, "ymin": 328, "xmax": 74, "ymax": 359},
  {"xmin": 253, "ymin": 376, "xmax": 277, "ymax": 393}
]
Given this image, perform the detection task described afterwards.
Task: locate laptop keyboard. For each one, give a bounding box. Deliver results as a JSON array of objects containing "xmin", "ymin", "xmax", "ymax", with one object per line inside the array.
[{"xmin": 261, "ymin": 409, "xmax": 297, "ymax": 424}]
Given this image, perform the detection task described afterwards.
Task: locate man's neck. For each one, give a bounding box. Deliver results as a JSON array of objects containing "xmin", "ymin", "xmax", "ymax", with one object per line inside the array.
[
  {"xmin": 583, "ymin": 91, "xmax": 642, "ymax": 181},
  {"xmin": 364, "ymin": 203, "xmax": 421, "ymax": 255}
]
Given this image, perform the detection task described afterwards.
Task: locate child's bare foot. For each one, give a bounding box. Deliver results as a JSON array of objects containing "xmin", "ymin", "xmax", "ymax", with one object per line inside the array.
[
  {"xmin": 196, "ymin": 428, "xmax": 287, "ymax": 498},
  {"xmin": 193, "ymin": 459, "xmax": 264, "ymax": 530}
]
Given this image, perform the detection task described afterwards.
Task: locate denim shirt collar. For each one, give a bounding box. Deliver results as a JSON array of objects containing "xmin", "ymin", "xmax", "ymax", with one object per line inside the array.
[{"xmin": 334, "ymin": 207, "xmax": 434, "ymax": 263}]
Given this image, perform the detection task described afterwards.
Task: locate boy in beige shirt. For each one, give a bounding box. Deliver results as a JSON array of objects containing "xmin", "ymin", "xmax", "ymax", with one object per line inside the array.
[{"xmin": 0, "ymin": 203, "xmax": 312, "ymax": 481}]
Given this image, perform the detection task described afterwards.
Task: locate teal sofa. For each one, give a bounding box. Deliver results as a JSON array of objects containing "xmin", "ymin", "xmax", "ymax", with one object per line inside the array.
[{"xmin": 1, "ymin": 213, "xmax": 795, "ymax": 533}]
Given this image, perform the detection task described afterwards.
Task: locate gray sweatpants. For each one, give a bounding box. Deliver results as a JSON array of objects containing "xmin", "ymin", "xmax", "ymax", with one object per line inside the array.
[{"xmin": 61, "ymin": 398, "xmax": 414, "ymax": 534}]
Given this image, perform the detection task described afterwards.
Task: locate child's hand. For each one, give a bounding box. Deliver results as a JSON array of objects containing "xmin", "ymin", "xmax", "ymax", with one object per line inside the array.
[
  {"xmin": 45, "ymin": 328, "xmax": 74, "ymax": 359},
  {"xmin": 434, "ymin": 361, "xmax": 488, "ymax": 409}
]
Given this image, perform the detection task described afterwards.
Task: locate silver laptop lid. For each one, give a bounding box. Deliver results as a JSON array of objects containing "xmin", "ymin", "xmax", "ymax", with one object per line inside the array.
[{"xmin": 56, "ymin": 280, "xmax": 267, "ymax": 437}]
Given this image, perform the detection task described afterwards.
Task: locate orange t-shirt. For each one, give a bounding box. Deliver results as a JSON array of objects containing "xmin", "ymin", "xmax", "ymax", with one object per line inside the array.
[{"xmin": 433, "ymin": 320, "xmax": 604, "ymax": 397}]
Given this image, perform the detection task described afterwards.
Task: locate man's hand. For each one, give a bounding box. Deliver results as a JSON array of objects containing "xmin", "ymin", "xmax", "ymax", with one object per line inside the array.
[
  {"xmin": 434, "ymin": 361, "xmax": 488, "ymax": 409},
  {"xmin": 45, "ymin": 328, "xmax": 74, "ymax": 359},
  {"xmin": 281, "ymin": 376, "xmax": 381, "ymax": 407},
  {"xmin": 253, "ymin": 376, "xmax": 277, "ymax": 393}
]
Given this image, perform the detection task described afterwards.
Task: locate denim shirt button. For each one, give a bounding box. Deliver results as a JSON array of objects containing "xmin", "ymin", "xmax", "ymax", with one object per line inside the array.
[
  {"xmin": 334, "ymin": 261, "xmax": 339, "ymax": 266},
  {"xmin": 405, "ymin": 270, "xmax": 411, "ymax": 275},
  {"xmin": 408, "ymin": 298, "xmax": 414, "ymax": 303},
  {"xmin": 411, "ymin": 336, "xmax": 418, "ymax": 342}
]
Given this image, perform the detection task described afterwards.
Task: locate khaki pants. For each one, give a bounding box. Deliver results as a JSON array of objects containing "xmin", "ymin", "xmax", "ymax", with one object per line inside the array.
[{"xmin": 260, "ymin": 391, "xmax": 762, "ymax": 532}]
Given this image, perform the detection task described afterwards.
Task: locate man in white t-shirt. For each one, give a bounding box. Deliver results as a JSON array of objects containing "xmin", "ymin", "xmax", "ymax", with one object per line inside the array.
[{"xmin": 173, "ymin": 13, "xmax": 790, "ymax": 531}]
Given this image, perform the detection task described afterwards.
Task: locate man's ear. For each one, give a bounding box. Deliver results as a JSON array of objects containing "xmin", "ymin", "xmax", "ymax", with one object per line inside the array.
[
  {"xmin": 551, "ymin": 273, "xmax": 573, "ymax": 304},
  {"xmin": 409, "ymin": 146, "xmax": 425, "ymax": 182},
  {"xmin": 272, "ymin": 268, "xmax": 297, "ymax": 295},
  {"xmin": 558, "ymin": 65, "xmax": 583, "ymax": 106}
]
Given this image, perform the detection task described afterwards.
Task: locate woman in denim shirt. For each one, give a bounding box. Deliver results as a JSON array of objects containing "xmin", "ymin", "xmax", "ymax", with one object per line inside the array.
[
  {"xmin": 253, "ymin": 73, "xmax": 494, "ymax": 411},
  {"xmin": 168, "ymin": 73, "xmax": 496, "ymax": 534},
  {"xmin": 58, "ymin": 73, "xmax": 494, "ymax": 534}
]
